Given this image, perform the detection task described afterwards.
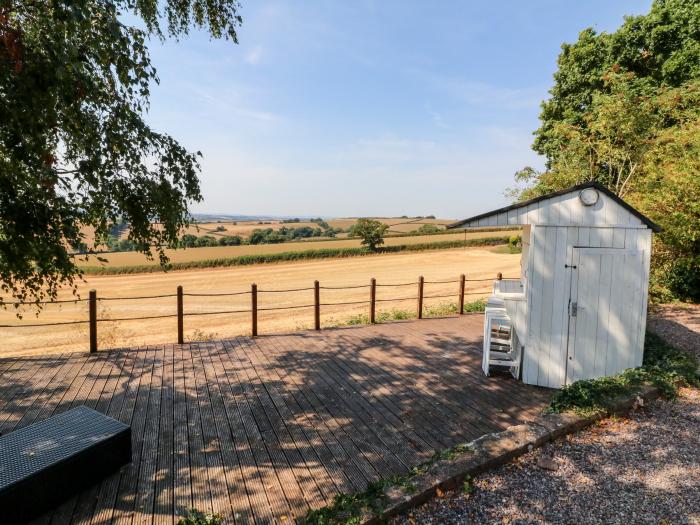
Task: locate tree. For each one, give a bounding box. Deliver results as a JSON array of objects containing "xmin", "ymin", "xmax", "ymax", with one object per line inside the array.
[
  {"xmin": 515, "ymin": 0, "xmax": 700, "ymax": 301},
  {"xmin": 0, "ymin": 1, "xmax": 242, "ymax": 307},
  {"xmin": 351, "ymin": 218, "xmax": 388, "ymax": 251},
  {"xmin": 415, "ymin": 224, "xmax": 440, "ymax": 235},
  {"xmin": 534, "ymin": 0, "xmax": 700, "ymax": 165}
]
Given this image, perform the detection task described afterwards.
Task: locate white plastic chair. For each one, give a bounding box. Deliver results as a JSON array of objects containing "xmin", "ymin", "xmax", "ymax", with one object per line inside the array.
[{"xmin": 482, "ymin": 298, "xmax": 521, "ymax": 379}]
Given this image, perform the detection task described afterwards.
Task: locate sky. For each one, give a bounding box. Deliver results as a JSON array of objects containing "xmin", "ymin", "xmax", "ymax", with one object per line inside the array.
[{"xmin": 145, "ymin": 0, "xmax": 652, "ymax": 219}]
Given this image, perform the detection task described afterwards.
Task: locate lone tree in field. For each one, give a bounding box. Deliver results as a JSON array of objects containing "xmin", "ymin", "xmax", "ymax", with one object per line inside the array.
[
  {"xmin": 0, "ymin": 1, "xmax": 242, "ymax": 307},
  {"xmin": 352, "ymin": 218, "xmax": 389, "ymax": 252}
]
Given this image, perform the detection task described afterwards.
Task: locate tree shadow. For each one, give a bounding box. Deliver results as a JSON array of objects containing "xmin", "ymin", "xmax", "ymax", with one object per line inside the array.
[{"xmin": 1, "ymin": 317, "xmax": 552, "ymax": 524}]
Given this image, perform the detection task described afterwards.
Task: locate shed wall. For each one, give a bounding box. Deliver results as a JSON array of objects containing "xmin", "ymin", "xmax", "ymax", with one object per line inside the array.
[
  {"xmin": 522, "ymin": 225, "xmax": 651, "ymax": 388},
  {"xmin": 469, "ymin": 192, "xmax": 645, "ymax": 229}
]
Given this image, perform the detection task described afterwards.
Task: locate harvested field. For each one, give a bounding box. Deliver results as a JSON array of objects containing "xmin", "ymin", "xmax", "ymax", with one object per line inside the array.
[
  {"xmin": 78, "ymin": 217, "xmax": 455, "ymax": 246},
  {"xmin": 76, "ymin": 229, "xmax": 518, "ymax": 269},
  {"xmin": 1, "ymin": 248, "xmax": 520, "ymax": 356}
]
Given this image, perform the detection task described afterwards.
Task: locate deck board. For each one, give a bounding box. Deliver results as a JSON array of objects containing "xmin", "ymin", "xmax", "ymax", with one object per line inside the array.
[{"xmin": 5, "ymin": 316, "xmax": 553, "ymax": 524}]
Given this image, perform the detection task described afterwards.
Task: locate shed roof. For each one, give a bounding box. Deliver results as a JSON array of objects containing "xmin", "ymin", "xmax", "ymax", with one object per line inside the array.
[{"xmin": 447, "ymin": 181, "xmax": 661, "ymax": 232}]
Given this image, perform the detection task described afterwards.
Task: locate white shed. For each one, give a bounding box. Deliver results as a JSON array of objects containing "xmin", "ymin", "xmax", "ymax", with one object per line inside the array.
[{"xmin": 448, "ymin": 182, "xmax": 661, "ymax": 388}]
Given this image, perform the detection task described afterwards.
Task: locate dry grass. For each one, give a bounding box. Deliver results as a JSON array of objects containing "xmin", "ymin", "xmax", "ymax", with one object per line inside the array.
[
  {"xmin": 77, "ymin": 217, "xmax": 456, "ymax": 247},
  {"xmin": 1, "ymin": 247, "xmax": 519, "ymax": 357},
  {"xmin": 76, "ymin": 229, "xmax": 516, "ymax": 269}
]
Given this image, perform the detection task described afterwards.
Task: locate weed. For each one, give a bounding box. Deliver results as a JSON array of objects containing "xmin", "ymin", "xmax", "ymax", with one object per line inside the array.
[
  {"xmin": 300, "ymin": 441, "xmax": 474, "ymax": 524},
  {"xmin": 186, "ymin": 329, "xmax": 219, "ymax": 342},
  {"xmin": 549, "ymin": 331, "xmax": 699, "ymax": 414},
  {"xmin": 176, "ymin": 509, "xmax": 223, "ymax": 525}
]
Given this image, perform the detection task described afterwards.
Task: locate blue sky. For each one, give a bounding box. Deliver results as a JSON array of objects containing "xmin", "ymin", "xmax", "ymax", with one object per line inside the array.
[{"xmin": 146, "ymin": 0, "xmax": 651, "ymax": 219}]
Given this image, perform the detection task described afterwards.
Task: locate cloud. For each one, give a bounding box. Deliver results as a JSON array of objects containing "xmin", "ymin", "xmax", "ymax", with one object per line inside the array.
[
  {"xmin": 409, "ymin": 69, "xmax": 545, "ymax": 111},
  {"xmin": 190, "ymin": 87, "xmax": 281, "ymax": 123},
  {"xmin": 349, "ymin": 133, "xmax": 438, "ymax": 164},
  {"xmin": 244, "ymin": 46, "xmax": 264, "ymax": 65}
]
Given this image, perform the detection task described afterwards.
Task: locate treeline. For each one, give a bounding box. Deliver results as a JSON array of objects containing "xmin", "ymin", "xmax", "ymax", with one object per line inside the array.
[
  {"xmin": 81, "ymin": 236, "xmax": 511, "ymax": 275},
  {"xmin": 514, "ymin": 0, "xmax": 700, "ymax": 302}
]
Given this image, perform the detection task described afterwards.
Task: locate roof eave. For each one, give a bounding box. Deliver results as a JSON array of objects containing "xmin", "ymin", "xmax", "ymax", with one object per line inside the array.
[{"xmin": 447, "ymin": 181, "xmax": 662, "ymax": 233}]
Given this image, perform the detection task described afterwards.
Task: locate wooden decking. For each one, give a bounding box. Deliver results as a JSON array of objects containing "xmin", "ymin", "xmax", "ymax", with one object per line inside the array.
[{"xmin": 0, "ymin": 316, "xmax": 553, "ymax": 524}]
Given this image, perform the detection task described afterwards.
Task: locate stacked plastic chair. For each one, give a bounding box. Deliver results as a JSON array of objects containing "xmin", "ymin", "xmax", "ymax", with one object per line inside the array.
[{"xmin": 482, "ymin": 297, "xmax": 521, "ymax": 379}]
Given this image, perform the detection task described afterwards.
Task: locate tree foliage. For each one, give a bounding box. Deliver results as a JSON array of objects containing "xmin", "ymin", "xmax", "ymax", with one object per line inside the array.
[
  {"xmin": 350, "ymin": 218, "xmax": 389, "ymax": 251},
  {"xmin": 516, "ymin": 0, "xmax": 700, "ymax": 301},
  {"xmin": 534, "ymin": 0, "xmax": 700, "ymax": 164},
  {"xmin": 0, "ymin": 0, "xmax": 242, "ymax": 308}
]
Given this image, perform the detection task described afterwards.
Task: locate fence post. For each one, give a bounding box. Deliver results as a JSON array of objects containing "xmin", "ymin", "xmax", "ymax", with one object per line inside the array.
[
  {"xmin": 497, "ymin": 272, "xmax": 503, "ymax": 281},
  {"xmin": 370, "ymin": 278, "xmax": 376, "ymax": 324},
  {"xmin": 417, "ymin": 276, "xmax": 424, "ymax": 320},
  {"xmin": 314, "ymin": 280, "xmax": 320, "ymax": 331},
  {"xmin": 251, "ymin": 283, "xmax": 258, "ymax": 337},
  {"xmin": 177, "ymin": 285, "xmax": 184, "ymax": 344},
  {"xmin": 89, "ymin": 290, "xmax": 97, "ymax": 353},
  {"xmin": 458, "ymin": 274, "xmax": 465, "ymax": 315}
]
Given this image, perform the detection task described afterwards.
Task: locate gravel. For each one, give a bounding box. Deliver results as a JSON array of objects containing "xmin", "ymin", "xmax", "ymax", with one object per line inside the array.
[
  {"xmin": 392, "ymin": 306, "xmax": 700, "ymax": 525},
  {"xmin": 648, "ymin": 304, "xmax": 700, "ymax": 363}
]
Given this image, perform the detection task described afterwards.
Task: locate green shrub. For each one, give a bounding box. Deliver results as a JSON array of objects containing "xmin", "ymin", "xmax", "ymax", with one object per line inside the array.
[
  {"xmin": 549, "ymin": 331, "xmax": 699, "ymax": 414},
  {"xmin": 664, "ymin": 256, "xmax": 700, "ymax": 302},
  {"xmin": 176, "ymin": 509, "xmax": 222, "ymax": 525}
]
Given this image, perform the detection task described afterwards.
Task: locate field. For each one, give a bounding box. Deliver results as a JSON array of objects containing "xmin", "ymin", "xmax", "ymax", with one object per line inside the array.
[
  {"xmin": 158, "ymin": 217, "xmax": 453, "ymax": 238},
  {"xmin": 78, "ymin": 216, "xmax": 455, "ymax": 246},
  {"xmin": 2, "ymin": 247, "xmax": 520, "ymax": 356},
  {"xmin": 77, "ymin": 229, "xmax": 517, "ymax": 269}
]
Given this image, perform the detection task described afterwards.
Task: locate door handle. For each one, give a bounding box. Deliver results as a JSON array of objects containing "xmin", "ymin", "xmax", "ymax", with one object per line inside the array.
[{"xmin": 569, "ymin": 301, "xmax": 578, "ymax": 317}]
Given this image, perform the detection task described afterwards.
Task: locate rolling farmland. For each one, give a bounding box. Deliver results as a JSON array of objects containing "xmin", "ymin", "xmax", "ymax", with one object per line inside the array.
[
  {"xmin": 77, "ymin": 229, "xmax": 518, "ymax": 270},
  {"xmin": 1, "ymin": 248, "xmax": 520, "ymax": 356}
]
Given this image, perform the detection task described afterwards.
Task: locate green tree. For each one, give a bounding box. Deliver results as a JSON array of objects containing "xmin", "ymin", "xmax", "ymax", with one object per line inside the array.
[
  {"xmin": 180, "ymin": 234, "xmax": 198, "ymax": 249},
  {"xmin": 351, "ymin": 218, "xmax": 388, "ymax": 251},
  {"xmin": 0, "ymin": 1, "xmax": 242, "ymax": 307},
  {"xmin": 534, "ymin": 0, "xmax": 700, "ymax": 165},
  {"xmin": 415, "ymin": 224, "xmax": 440, "ymax": 235}
]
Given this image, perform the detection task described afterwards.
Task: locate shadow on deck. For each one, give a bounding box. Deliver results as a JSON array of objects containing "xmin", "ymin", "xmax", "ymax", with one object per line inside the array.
[{"xmin": 0, "ymin": 315, "xmax": 553, "ymax": 524}]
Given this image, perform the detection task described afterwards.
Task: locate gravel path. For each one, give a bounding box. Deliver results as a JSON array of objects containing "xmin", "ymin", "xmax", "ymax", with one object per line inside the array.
[
  {"xmin": 648, "ymin": 303, "xmax": 700, "ymax": 362},
  {"xmin": 392, "ymin": 388, "xmax": 700, "ymax": 525},
  {"xmin": 392, "ymin": 306, "xmax": 700, "ymax": 525}
]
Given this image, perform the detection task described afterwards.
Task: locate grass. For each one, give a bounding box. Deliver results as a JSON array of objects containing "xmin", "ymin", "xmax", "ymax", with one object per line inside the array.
[
  {"xmin": 300, "ymin": 443, "xmax": 475, "ymax": 525},
  {"xmin": 549, "ymin": 331, "xmax": 700, "ymax": 415},
  {"xmin": 80, "ymin": 237, "xmax": 511, "ymax": 275},
  {"xmin": 176, "ymin": 509, "xmax": 222, "ymax": 525},
  {"xmin": 325, "ymin": 299, "xmax": 487, "ymax": 328}
]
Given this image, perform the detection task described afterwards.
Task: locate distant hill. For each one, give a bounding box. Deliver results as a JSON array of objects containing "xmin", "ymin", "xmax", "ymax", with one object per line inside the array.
[{"xmin": 191, "ymin": 213, "xmax": 317, "ymax": 222}]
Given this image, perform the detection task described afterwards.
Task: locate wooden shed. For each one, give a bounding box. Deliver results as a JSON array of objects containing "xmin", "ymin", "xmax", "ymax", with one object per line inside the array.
[{"xmin": 448, "ymin": 182, "xmax": 661, "ymax": 388}]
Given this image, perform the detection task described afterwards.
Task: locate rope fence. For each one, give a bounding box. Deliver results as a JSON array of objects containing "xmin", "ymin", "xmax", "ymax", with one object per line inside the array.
[{"xmin": 1, "ymin": 272, "xmax": 517, "ymax": 352}]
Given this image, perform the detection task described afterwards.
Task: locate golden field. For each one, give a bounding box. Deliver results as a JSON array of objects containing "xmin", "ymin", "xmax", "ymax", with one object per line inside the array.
[
  {"xmin": 76, "ymin": 229, "xmax": 517, "ymax": 269},
  {"xmin": 1, "ymin": 247, "xmax": 520, "ymax": 356},
  {"xmin": 78, "ymin": 216, "xmax": 455, "ymax": 246}
]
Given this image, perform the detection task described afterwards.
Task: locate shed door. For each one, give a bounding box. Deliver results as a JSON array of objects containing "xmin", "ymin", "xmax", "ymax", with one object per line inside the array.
[{"xmin": 565, "ymin": 247, "xmax": 644, "ymax": 384}]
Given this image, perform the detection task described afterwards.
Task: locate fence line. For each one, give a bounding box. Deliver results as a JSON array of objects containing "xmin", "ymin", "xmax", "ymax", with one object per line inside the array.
[{"xmin": 1, "ymin": 273, "xmax": 515, "ymax": 352}]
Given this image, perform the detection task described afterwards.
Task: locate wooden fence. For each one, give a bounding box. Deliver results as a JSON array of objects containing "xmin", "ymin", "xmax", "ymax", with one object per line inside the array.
[{"xmin": 2, "ymin": 274, "xmax": 508, "ymax": 353}]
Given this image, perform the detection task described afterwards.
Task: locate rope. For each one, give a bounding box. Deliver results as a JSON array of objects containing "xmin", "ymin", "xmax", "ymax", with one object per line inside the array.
[
  {"xmin": 98, "ymin": 313, "xmax": 177, "ymax": 322},
  {"xmin": 320, "ymin": 300, "xmax": 369, "ymax": 307},
  {"xmin": 183, "ymin": 291, "xmax": 250, "ymax": 297},
  {"xmin": 257, "ymin": 304, "xmax": 315, "ymax": 312},
  {"xmin": 320, "ymin": 284, "xmax": 371, "ymax": 290},
  {"xmin": 0, "ymin": 319, "xmax": 89, "ymax": 328},
  {"xmin": 375, "ymin": 296, "xmax": 415, "ymax": 303},
  {"xmin": 423, "ymin": 279, "xmax": 459, "ymax": 284},
  {"xmin": 2, "ymin": 298, "xmax": 87, "ymax": 305},
  {"xmin": 375, "ymin": 282, "xmax": 415, "ymax": 288},
  {"xmin": 423, "ymin": 293, "xmax": 457, "ymax": 300},
  {"xmin": 258, "ymin": 287, "xmax": 314, "ymax": 293},
  {"xmin": 99, "ymin": 293, "xmax": 176, "ymax": 301},
  {"xmin": 183, "ymin": 309, "xmax": 250, "ymax": 316}
]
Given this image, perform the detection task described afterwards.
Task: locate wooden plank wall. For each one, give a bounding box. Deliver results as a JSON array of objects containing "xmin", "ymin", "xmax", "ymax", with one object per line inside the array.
[
  {"xmin": 468, "ymin": 192, "xmax": 645, "ymax": 229},
  {"xmin": 523, "ymin": 225, "xmax": 651, "ymax": 388}
]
